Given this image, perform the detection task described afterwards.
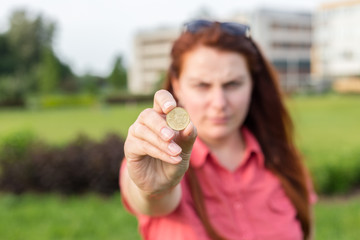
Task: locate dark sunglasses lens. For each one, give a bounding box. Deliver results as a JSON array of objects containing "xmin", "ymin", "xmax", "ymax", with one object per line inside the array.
[
  {"xmin": 185, "ymin": 20, "xmax": 250, "ymax": 38},
  {"xmin": 221, "ymin": 22, "xmax": 249, "ymax": 36},
  {"xmin": 185, "ymin": 20, "xmax": 213, "ymax": 33}
]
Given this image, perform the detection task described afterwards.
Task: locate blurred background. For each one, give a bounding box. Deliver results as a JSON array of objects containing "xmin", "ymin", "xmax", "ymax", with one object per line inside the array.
[{"xmin": 0, "ymin": 0, "xmax": 359, "ymax": 239}]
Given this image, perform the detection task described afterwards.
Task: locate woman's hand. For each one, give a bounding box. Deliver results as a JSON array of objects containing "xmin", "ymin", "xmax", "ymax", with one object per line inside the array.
[{"xmin": 124, "ymin": 89, "xmax": 197, "ymax": 201}]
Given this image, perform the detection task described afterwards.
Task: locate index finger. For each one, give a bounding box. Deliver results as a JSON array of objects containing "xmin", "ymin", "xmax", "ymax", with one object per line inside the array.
[{"xmin": 153, "ymin": 89, "xmax": 177, "ymax": 114}]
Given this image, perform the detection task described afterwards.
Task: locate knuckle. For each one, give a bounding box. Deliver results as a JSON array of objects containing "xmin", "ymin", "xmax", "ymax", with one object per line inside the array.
[
  {"xmin": 128, "ymin": 123, "xmax": 136, "ymax": 135},
  {"xmin": 142, "ymin": 141, "xmax": 155, "ymax": 156},
  {"xmin": 124, "ymin": 137, "xmax": 136, "ymax": 157},
  {"xmin": 143, "ymin": 108, "xmax": 153, "ymax": 114},
  {"xmin": 154, "ymin": 89, "xmax": 168, "ymax": 98},
  {"xmin": 138, "ymin": 108, "xmax": 153, "ymax": 121},
  {"xmin": 132, "ymin": 122, "xmax": 143, "ymax": 137}
]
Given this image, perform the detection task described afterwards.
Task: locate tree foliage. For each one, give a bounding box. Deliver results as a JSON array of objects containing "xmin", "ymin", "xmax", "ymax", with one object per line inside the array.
[
  {"xmin": 0, "ymin": 9, "xmax": 79, "ymax": 106},
  {"xmin": 0, "ymin": 8, "xmax": 129, "ymax": 107},
  {"xmin": 107, "ymin": 55, "xmax": 127, "ymax": 90},
  {"xmin": 36, "ymin": 47, "xmax": 61, "ymax": 93},
  {"xmin": 6, "ymin": 10, "xmax": 55, "ymax": 74}
]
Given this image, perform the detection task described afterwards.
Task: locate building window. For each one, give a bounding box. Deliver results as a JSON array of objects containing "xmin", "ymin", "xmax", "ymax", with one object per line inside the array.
[
  {"xmin": 270, "ymin": 22, "xmax": 311, "ymax": 31},
  {"xmin": 298, "ymin": 60, "xmax": 310, "ymax": 73},
  {"xmin": 272, "ymin": 60, "xmax": 287, "ymax": 74},
  {"xmin": 272, "ymin": 42, "xmax": 311, "ymax": 49}
]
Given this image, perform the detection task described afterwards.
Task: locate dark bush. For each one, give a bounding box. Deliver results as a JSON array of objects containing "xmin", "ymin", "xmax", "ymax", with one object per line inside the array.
[
  {"xmin": 310, "ymin": 150, "xmax": 360, "ymax": 195},
  {"xmin": 0, "ymin": 133, "xmax": 124, "ymax": 195}
]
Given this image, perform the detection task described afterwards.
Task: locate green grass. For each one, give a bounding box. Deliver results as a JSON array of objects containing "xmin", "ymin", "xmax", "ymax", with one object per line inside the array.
[
  {"xmin": 0, "ymin": 192, "xmax": 359, "ymax": 240},
  {"xmin": 0, "ymin": 193, "xmax": 141, "ymax": 240},
  {"xmin": 1, "ymin": 94, "xmax": 358, "ymax": 149},
  {"xmin": 287, "ymin": 94, "xmax": 360, "ymax": 193},
  {"xmin": 288, "ymin": 94, "xmax": 360, "ymax": 163},
  {"xmin": 0, "ymin": 103, "xmax": 151, "ymax": 146},
  {"xmin": 314, "ymin": 195, "xmax": 360, "ymax": 240}
]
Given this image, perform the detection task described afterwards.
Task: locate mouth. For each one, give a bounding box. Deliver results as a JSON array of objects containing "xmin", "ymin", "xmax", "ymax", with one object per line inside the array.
[{"xmin": 208, "ymin": 117, "xmax": 229, "ymax": 125}]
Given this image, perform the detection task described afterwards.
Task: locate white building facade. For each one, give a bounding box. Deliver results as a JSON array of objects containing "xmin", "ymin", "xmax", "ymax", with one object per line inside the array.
[
  {"xmin": 312, "ymin": 0, "xmax": 360, "ymax": 92},
  {"xmin": 128, "ymin": 9, "xmax": 313, "ymax": 94},
  {"xmin": 231, "ymin": 9, "xmax": 313, "ymax": 92},
  {"xmin": 128, "ymin": 28, "xmax": 179, "ymax": 94}
]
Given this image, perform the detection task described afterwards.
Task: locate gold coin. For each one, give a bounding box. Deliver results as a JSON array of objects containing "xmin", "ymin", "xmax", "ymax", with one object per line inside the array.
[{"xmin": 166, "ymin": 107, "xmax": 190, "ymax": 131}]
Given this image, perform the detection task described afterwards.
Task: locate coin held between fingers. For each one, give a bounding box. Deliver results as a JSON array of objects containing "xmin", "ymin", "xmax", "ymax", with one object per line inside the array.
[{"xmin": 166, "ymin": 107, "xmax": 190, "ymax": 131}]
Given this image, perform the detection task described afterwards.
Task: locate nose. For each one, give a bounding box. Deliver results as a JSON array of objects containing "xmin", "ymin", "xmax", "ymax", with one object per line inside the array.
[{"xmin": 211, "ymin": 87, "xmax": 227, "ymax": 110}]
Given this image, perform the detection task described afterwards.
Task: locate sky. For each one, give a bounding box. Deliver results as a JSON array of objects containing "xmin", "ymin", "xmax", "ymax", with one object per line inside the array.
[{"xmin": 0, "ymin": 0, "xmax": 332, "ymax": 77}]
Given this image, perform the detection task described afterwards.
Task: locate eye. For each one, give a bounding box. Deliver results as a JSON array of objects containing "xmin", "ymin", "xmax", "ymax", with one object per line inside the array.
[
  {"xmin": 196, "ymin": 82, "xmax": 210, "ymax": 89},
  {"xmin": 224, "ymin": 81, "xmax": 242, "ymax": 89}
]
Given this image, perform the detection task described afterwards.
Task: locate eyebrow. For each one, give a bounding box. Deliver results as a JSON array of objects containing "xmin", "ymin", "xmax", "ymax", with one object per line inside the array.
[
  {"xmin": 223, "ymin": 75, "xmax": 247, "ymax": 83},
  {"xmin": 187, "ymin": 75, "xmax": 247, "ymax": 82}
]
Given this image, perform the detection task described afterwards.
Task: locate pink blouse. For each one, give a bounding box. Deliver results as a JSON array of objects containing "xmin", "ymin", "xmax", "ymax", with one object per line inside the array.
[{"xmin": 120, "ymin": 128, "xmax": 316, "ymax": 240}]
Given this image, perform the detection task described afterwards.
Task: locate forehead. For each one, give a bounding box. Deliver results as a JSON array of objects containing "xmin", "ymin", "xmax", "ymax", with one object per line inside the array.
[{"xmin": 180, "ymin": 45, "xmax": 249, "ymax": 80}]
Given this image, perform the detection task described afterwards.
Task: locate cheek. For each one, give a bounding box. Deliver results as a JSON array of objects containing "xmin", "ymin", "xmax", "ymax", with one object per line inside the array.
[
  {"xmin": 232, "ymin": 88, "xmax": 252, "ymax": 115},
  {"xmin": 240, "ymin": 83, "xmax": 253, "ymax": 106}
]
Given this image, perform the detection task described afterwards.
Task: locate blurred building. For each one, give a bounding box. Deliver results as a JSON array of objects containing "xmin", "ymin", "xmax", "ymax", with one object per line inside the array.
[
  {"xmin": 230, "ymin": 8, "xmax": 313, "ymax": 92},
  {"xmin": 128, "ymin": 28, "xmax": 179, "ymax": 94},
  {"xmin": 129, "ymin": 8, "xmax": 313, "ymax": 94},
  {"xmin": 312, "ymin": 0, "xmax": 360, "ymax": 93}
]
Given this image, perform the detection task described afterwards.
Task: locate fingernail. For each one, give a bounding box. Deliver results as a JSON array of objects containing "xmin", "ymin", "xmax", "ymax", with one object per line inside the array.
[
  {"xmin": 168, "ymin": 142, "xmax": 182, "ymax": 155},
  {"xmin": 161, "ymin": 127, "xmax": 174, "ymax": 140},
  {"xmin": 164, "ymin": 101, "xmax": 175, "ymax": 111},
  {"xmin": 170, "ymin": 155, "xmax": 182, "ymax": 163}
]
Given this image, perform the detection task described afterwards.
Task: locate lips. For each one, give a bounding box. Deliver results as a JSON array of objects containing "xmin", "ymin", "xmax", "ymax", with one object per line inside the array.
[{"xmin": 208, "ymin": 117, "xmax": 229, "ymax": 124}]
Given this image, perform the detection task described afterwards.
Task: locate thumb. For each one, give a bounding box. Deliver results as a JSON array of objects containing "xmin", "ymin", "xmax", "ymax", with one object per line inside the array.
[{"xmin": 175, "ymin": 121, "xmax": 197, "ymax": 157}]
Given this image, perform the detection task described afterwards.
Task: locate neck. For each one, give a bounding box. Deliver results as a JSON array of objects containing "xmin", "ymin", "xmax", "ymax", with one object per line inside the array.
[
  {"xmin": 202, "ymin": 131, "xmax": 246, "ymax": 171},
  {"xmin": 203, "ymin": 130, "xmax": 244, "ymax": 150}
]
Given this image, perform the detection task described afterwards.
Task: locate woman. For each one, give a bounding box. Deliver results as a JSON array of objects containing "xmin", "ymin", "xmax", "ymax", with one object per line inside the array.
[{"xmin": 120, "ymin": 20, "xmax": 316, "ymax": 240}]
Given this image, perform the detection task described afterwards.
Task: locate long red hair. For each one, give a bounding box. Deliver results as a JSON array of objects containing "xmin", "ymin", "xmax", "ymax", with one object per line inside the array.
[{"xmin": 164, "ymin": 22, "xmax": 312, "ymax": 240}]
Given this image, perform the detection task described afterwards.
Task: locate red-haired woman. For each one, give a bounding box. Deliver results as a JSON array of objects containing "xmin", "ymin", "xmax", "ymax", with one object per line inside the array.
[{"xmin": 120, "ymin": 20, "xmax": 316, "ymax": 240}]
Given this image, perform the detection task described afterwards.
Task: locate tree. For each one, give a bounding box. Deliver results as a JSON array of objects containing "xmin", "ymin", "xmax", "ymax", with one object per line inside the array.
[
  {"xmin": 107, "ymin": 55, "xmax": 127, "ymax": 90},
  {"xmin": 3, "ymin": 9, "xmax": 77, "ymax": 95},
  {"xmin": 37, "ymin": 47, "xmax": 61, "ymax": 93},
  {"xmin": 7, "ymin": 9, "xmax": 55, "ymax": 74},
  {"xmin": 0, "ymin": 34, "xmax": 17, "ymax": 75}
]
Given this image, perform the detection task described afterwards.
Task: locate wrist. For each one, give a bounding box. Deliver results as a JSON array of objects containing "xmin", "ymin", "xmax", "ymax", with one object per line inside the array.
[{"xmin": 143, "ymin": 183, "xmax": 180, "ymax": 200}]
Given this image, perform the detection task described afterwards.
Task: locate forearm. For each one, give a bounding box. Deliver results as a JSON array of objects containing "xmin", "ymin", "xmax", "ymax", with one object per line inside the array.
[{"xmin": 121, "ymin": 166, "xmax": 182, "ymax": 216}]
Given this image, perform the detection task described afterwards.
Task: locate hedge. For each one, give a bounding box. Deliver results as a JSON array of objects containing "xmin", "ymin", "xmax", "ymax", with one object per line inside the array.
[
  {"xmin": 1, "ymin": 130, "xmax": 360, "ymax": 196},
  {"xmin": 0, "ymin": 130, "xmax": 124, "ymax": 195}
]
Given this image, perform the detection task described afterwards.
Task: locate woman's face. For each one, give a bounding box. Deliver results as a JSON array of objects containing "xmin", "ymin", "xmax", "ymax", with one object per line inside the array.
[{"xmin": 172, "ymin": 45, "xmax": 253, "ymax": 144}]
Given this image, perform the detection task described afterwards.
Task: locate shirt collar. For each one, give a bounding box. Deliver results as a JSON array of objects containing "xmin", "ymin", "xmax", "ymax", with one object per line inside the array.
[{"xmin": 190, "ymin": 127, "xmax": 265, "ymax": 169}]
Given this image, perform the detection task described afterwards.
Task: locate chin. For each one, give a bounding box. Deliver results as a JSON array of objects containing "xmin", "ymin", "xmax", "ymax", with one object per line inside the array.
[{"xmin": 206, "ymin": 129, "xmax": 234, "ymax": 141}]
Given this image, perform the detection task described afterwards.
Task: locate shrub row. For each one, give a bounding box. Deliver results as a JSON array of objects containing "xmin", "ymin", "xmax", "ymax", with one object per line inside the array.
[
  {"xmin": 104, "ymin": 92, "xmax": 153, "ymax": 105},
  {"xmin": 308, "ymin": 150, "xmax": 360, "ymax": 195},
  {"xmin": 1, "ymin": 130, "xmax": 360, "ymax": 196},
  {"xmin": 26, "ymin": 94, "xmax": 99, "ymax": 109},
  {"xmin": 0, "ymin": 131, "xmax": 124, "ymax": 195},
  {"xmin": 0, "ymin": 93, "xmax": 154, "ymax": 109}
]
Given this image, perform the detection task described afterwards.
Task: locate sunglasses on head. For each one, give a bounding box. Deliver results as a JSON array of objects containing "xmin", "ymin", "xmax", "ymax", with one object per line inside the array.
[{"xmin": 183, "ymin": 19, "xmax": 251, "ymax": 38}]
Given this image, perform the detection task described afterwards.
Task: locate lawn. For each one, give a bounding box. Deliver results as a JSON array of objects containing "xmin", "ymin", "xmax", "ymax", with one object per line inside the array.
[
  {"xmin": 0, "ymin": 192, "xmax": 359, "ymax": 240},
  {"xmin": 1, "ymin": 94, "xmax": 359, "ymax": 150},
  {"xmin": 0, "ymin": 193, "xmax": 140, "ymax": 240},
  {"xmin": 287, "ymin": 94, "xmax": 360, "ymax": 193},
  {"xmin": 288, "ymin": 94, "xmax": 360, "ymax": 167},
  {"xmin": 0, "ymin": 103, "xmax": 151, "ymax": 146}
]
